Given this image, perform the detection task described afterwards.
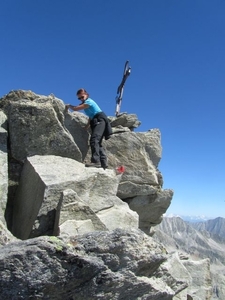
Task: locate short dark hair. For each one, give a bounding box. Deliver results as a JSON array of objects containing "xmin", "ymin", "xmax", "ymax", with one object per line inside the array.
[{"xmin": 76, "ymin": 88, "xmax": 89, "ymax": 97}]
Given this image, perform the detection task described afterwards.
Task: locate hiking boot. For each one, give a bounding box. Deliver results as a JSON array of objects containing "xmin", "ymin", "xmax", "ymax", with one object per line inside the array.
[
  {"xmin": 101, "ymin": 165, "xmax": 108, "ymax": 170},
  {"xmin": 85, "ymin": 162, "xmax": 102, "ymax": 168}
]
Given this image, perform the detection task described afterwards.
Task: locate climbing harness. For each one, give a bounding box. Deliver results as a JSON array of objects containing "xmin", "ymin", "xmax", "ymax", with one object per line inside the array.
[{"xmin": 115, "ymin": 60, "xmax": 131, "ymax": 116}]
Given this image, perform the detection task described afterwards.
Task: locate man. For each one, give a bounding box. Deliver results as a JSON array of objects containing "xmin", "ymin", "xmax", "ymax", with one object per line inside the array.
[{"xmin": 66, "ymin": 88, "xmax": 112, "ymax": 169}]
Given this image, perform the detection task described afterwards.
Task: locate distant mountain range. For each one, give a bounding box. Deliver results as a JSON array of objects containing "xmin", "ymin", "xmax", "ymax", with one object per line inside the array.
[
  {"xmin": 165, "ymin": 213, "xmax": 214, "ymax": 223},
  {"xmin": 155, "ymin": 216, "xmax": 225, "ymax": 262},
  {"xmin": 154, "ymin": 216, "xmax": 225, "ymax": 299},
  {"xmin": 191, "ymin": 217, "xmax": 225, "ymax": 241}
]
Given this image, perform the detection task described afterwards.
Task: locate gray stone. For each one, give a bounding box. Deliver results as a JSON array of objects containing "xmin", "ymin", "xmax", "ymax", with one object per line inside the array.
[
  {"xmin": 125, "ymin": 189, "xmax": 173, "ymax": 233},
  {"xmin": 55, "ymin": 189, "xmax": 107, "ymax": 233},
  {"xmin": 117, "ymin": 181, "xmax": 158, "ymax": 199},
  {"xmin": 109, "ymin": 113, "xmax": 141, "ymax": 129},
  {"xmin": 105, "ymin": 132, "xmax": 159, "ymax": 185},
  {"xmin": 111, "ymin": 125, "xmax": 131, "ymax": 134}
]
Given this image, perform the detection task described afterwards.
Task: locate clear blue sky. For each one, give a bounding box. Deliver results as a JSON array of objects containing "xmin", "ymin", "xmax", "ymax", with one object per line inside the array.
[{"xmin": 1, "ymin": 1, "xmax": 225, "ymax": 218}]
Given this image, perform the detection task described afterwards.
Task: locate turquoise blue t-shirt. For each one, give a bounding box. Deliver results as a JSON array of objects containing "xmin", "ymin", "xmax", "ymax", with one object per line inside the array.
[{"xmin": 84, "ymin": 98, "xmax": 102, "ymax": 119}]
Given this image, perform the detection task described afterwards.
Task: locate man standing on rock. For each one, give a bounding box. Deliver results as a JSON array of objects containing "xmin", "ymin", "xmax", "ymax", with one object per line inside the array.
[{"xmin": 66, "ymin": 88, "xmax": 112, "ymax": 169}]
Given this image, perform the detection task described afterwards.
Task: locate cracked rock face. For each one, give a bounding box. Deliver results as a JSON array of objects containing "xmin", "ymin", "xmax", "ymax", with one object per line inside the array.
[{"xmin": 0, "ymin": 229, "xmax": 188, "ymax": 300}]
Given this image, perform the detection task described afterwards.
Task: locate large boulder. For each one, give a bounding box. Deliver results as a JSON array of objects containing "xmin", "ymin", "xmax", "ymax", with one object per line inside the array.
[
  {"xmin": 11, "ymin": 155, "xmax": 138, "ymax": 240},
  {"xmin": 0, "ymin": 90, "xmax": 82, "ymax": 162},
  {"xmin": 104, "ymin": 130, "xmax": 160, "ymax": 185},
  {"xmin": 101, "ymin": 128, "xmax": 173, "ymax": 233},
  {"xmin": 109, "ymin": 113, "xmax": 141, "ymax": 130}
]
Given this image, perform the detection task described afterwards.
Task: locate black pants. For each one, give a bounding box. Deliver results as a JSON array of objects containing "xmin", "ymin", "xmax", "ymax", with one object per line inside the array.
[{"xmin": 90, "ymin": 115, "xmax": 107, "ymax": 167}]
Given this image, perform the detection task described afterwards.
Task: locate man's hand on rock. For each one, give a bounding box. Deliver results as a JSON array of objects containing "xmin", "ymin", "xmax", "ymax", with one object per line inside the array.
[{"xmin": 65, "ymin": 104, "xmax": 70, "ymax": 112}]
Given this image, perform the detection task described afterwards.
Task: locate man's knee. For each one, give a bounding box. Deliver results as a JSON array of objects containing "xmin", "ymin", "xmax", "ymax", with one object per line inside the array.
[{"xmin": 90, "ymin": 134, "xmax": 102, "ymax": 145}]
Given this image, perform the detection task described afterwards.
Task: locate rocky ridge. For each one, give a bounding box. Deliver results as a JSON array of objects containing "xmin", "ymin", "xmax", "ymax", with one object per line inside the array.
[
  {"xmin": 191, "ymin": 217, "xmax": 225, "ymax": 243},
  {"xmin": 0, "ymin": 90, "xmax": 213, "ymax": 299}
]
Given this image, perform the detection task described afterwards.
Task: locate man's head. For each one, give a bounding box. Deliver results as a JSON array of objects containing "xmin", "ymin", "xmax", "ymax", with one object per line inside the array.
[{"xmin": 76, "ymin": 88, "xmax": 89, "ymax": 102}]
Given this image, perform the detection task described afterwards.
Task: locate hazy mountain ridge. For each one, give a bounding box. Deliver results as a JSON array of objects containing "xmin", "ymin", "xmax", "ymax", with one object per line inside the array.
[
  {"xmin": 191, "ymin": 217, "xmax": 225, "ymax": 242},
  {"xmin": 154, "ymin": 216, "xmax": 225, "ymax": 299},
  {"xmin": 166, "ymin": 213, "xmax": 214, "ymax": 223},
  {"xmin": 155, "ymin": 217, "xmax": 225, "ymax": 264}
]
